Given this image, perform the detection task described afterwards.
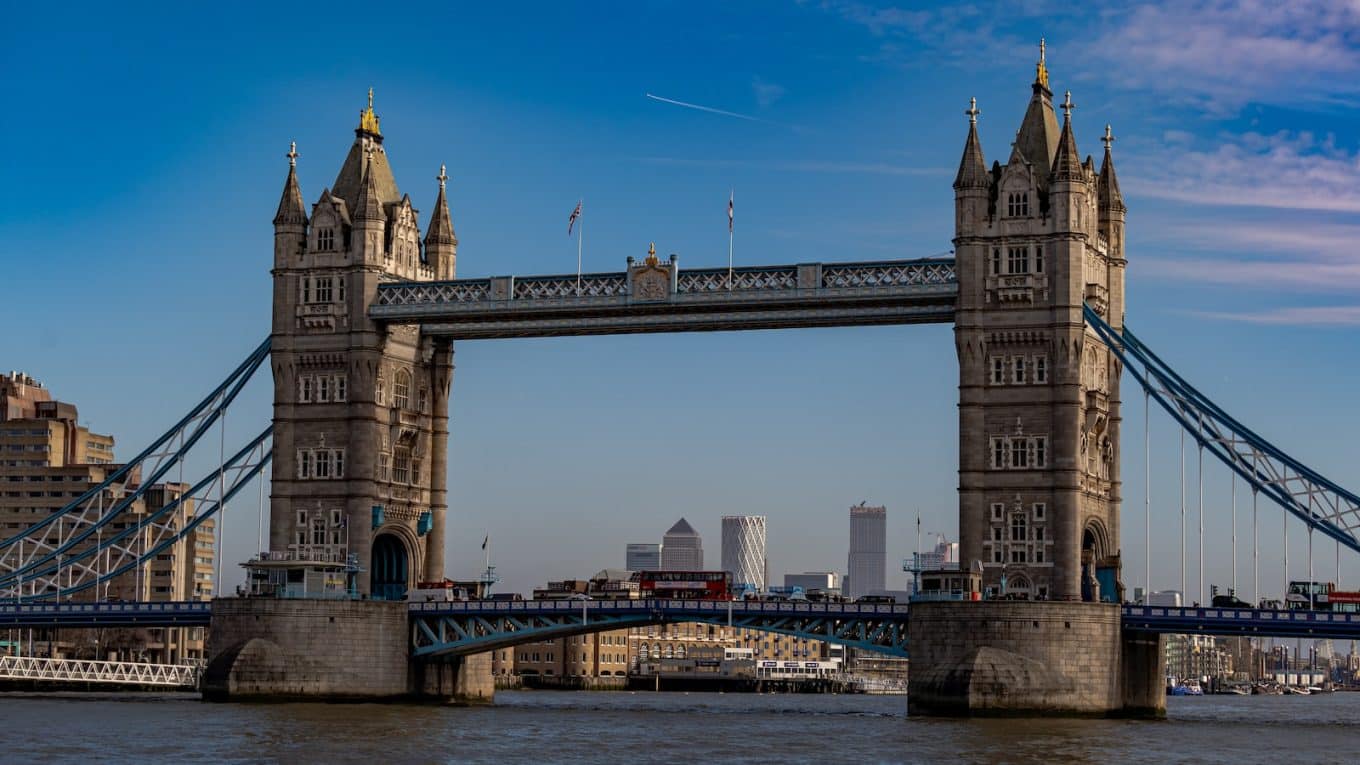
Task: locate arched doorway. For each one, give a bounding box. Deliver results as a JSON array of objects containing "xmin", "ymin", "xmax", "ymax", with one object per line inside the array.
[
  {"xmin": 371, "ymin": 533, "xmax": 409, "ymax": 600},
  {"xmin": 1081, "ymin": 523, "xmax": 1106, "ymax": 603}
]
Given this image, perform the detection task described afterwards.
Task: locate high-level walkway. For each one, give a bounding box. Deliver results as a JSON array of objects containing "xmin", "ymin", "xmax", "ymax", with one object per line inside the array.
[{"xmin": 369, "ymin": 258, "xmax": 958, "ymax": 338}]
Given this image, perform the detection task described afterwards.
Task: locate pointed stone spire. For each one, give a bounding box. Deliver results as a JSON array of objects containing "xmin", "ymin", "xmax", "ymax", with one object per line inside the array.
[
  {"xmin": 1013, "ymin": 40, "xmax": 1060, "ymax": 189},
  {"xmin": 1050, "ymin": 91, "xmax": 1083, "ymax": 181},
  {"xmin": 953, "ymin": 98, "xmax": 989, "ymax": 190},
  {"xmin": 425, "ymin": 164, "xmax": 457, "ymax": 247},
  {"xmin": 354, "ymin": 146, "xmax": 385, "ymax": 222},
  {"xmin": 1097, "ymin": 124, "xmax": 1125, "ymax": 212},
  {"xmin": 273, "ymin": 141, "xmax": 308, "ymax": 226}
]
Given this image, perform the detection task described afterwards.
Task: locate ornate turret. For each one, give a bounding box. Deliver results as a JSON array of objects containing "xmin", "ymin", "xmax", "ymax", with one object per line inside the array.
[
  {"xmin": 953, "ymin": 98, "xmax": 990, "ymax": 190},
  {"xmin": 353, "ymin": 150, "xmax": 386, "ymax": 222},
  {"xmin": 332, "ymin": 90, "xmax": 401, "ymax": 210},
  {"xmin": 1097, "ymin": 125, "xmax": 1125, "ymax": 214},
  {"xmin": 273, "ymin": 142, "xmax": 308, "ymax": 227},
  {"xmin": 1013, "ymin": 40, "xmax": 1060, "ymax": 191},
  {"xmin": 424, "ymin": 164, "xmax": 457, "ymax": 280},
  {"xmin": 272, "ymin": 142, "xmax": 308, "ymax": 268},
  {"xmin": 1050, "ymin": 91, "xmax": 1083, "ymax": 182}
]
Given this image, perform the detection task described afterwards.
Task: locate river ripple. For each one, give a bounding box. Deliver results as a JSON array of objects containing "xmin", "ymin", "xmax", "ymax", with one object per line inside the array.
[{"xmin": 1, "ymin": 690, "xmax": 1357, "ymax": 764}]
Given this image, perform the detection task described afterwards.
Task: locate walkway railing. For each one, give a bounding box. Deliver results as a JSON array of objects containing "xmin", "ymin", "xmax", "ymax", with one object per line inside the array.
[{"xmin": 0, "ymin": 655, "xmax": 199, "ymax": 687}]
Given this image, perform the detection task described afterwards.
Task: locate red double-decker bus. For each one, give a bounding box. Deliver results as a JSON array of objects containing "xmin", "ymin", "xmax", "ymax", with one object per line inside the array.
[{"xmin": 635, "ymin": 570, "xmax": 732, "ymax": 600}]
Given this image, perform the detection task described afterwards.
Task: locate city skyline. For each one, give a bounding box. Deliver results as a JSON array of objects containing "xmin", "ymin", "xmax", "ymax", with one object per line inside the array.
[{"xmin": 4, "ymin": 3, "xmax": 1359, "ymax": 597}]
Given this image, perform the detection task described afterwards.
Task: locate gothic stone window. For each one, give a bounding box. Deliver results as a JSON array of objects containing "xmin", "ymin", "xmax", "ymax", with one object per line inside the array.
[
  {"xmin": 296, "ymin": 448, "xmax": 345, "ymax": 479},
  {"xmin": 318, "ymin": 228, "xmax": 335, "ymax": 251},
  {"xmin": 990, "ymin": 436, "xmax": 1048, "ymax": 470},
  {"xmin": 991, "ymin": 357, "xmax": 1006, "ymax": 385},
  {"xmin": 1007, "ymin": 192, "xmax": 1029, "ymax": 217},
  {"xmin": 394, "ymin": 370, "xmax": 411, "ymax": 410},
  {"xmin": 1007, "ymin": 246, "xmax": 1029, "ymax": 274}
]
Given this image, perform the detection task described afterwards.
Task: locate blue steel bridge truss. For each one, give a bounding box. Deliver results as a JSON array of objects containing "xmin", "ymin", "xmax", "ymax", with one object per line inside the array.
[
  {"xmin": 408, "ymin": 599, "xmax": 912, "ymax": 659},
  {"xmin": 6, "ymin": 601, "xmax": 1360, "ymax": 646},
  {"xmin": 1086, "ymin": 306, "xmax": 1360, "ymax": 557}
]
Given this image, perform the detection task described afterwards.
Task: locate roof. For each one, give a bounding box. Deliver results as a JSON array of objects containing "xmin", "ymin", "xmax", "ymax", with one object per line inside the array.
[
  {"xmin": 665, "ymin": 517, "xmax": 698, "ymax": 536},
  {"xmin": 332, "ymin": 139, "xmax": 401, "ymax": 210}
]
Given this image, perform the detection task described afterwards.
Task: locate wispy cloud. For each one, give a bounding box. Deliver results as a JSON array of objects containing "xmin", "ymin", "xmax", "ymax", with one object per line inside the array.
[
  {"xmin": 645, "ymin": 93, "xmax": 772, "ymax": 124},
  {"xmin": 1140, "ymin": 255, "xmax": 1360, "ymax": 292},
  {"xmin": 814, "ymin": 1, "xmax": 1360, "ymax": 116},
  {"xmin": 1137, "ymin": 216, "xmax": 1360, "ymax": 291},
  {"xmin": 1126, "ymin": 131, "xmax": 1360, "ymax": 213},
  {"xmin": 1082, "ymin": 1, "xmax": 1360, "ymax": 113},
  {"xmin": 752, "ymin": 77, "xmax": 786, "ymax": 108},
  {"xmin": 809, "ymin": 0, "xmax": 1038, "ymax": 69},
  {"xmin": 1190, "ymin": 305, "xmax": 1360, "ymax": 326},
  {"xmin": 638, "ymin": 156, "xmax": 949, "ymax": 177}
]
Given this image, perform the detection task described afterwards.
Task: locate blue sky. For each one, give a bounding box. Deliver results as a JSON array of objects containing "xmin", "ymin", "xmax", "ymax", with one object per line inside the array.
[{"xmin": 3, "ymin": 2, "xmax": 1358, "ymax": 598}]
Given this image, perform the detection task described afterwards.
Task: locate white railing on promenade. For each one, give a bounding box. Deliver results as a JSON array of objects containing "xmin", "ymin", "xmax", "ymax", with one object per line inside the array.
[{"xmin": 0, "ymin": 655, "xmax": 199, "ymax": 687}]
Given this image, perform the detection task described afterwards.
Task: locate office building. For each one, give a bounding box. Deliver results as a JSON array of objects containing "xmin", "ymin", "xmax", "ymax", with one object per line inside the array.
[
  {"xmin": 784, "ymin": 571, "xmax": 839, "ymax": 595},
  {"xmin": 846, "ymin": 503, "xmax": 887, "ymax": 599},
  {"xmin": 660, "ymin": 518, "xmax": 703, "ymax": 570},
  {"xmin": 625, "ymin": 543, "xmax": 661, "ymax": 571},
  {"xmin": 720, "ymin": 515, "xmax": 766, "ymax": 592}
]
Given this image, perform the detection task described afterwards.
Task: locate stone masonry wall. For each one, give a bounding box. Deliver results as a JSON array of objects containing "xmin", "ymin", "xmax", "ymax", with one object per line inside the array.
[
  {"xmin": 203, "ymin": 599, "xmax": 409, "ymax": 701},
  {"xmin": 909, "ymin": 601, "xmax": 1123, "ymax": 716}
]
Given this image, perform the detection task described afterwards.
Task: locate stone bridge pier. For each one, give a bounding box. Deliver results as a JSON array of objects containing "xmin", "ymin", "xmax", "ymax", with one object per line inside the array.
[
  {"xmin": 907, "ymin": 602, "xmax": 1165, "ymax": 717},
  {"xmin": 202, "ymin": 599, "xmax": 492, "ymax": 704}
]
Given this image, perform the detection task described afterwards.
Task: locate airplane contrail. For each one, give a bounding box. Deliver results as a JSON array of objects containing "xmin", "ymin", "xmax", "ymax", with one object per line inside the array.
[{"xmin": 645, "ymin": 93, "xmax": 770, "ymax": 123}]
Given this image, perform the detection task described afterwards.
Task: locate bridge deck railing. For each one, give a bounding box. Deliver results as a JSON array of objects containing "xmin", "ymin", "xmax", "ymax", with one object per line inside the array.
[{"xmin": 408, "ymin": 598, "xmax": 911, "ymax": 617}]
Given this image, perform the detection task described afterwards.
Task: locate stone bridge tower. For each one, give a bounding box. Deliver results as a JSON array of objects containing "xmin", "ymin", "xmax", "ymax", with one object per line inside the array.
[
  {"xmin": 269, "ymin": 92, "xmax": 457, "ymax": 597},
  {"xmin": 953, "ymin": 44, "xmax": 1127, "ymax": 602}
]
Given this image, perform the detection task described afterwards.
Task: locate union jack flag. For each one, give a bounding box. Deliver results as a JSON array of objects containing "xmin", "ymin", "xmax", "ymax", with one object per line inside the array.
[
  {"xmin": 568, "ymin": 200, "xmax": 582, "ymax": 235},
  {"xmin": 728, "ymin": 191, "xmax": 734, "ymax": 233}
]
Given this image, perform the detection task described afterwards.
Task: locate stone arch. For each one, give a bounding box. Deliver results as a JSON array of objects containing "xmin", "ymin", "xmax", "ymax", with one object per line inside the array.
[
  {"xmin": 1082, "ymin": 517, "xmax": 1111, "ymax": 563},
  {"xmin": 371, "ymin": 525, "xmax": 420, "ymax": 600},
  {"xmin": 1081, "ymin": 517, "xmax": 1111, "ymax": 603}
]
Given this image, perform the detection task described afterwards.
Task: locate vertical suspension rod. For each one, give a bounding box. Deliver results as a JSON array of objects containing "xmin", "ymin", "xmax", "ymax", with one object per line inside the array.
[
  {"xmin": 1144, "ymin": 389, "xmax": 1150, "ymax": 600},
  {"xmin": 1283, "ymin": 511, "xmax": 1289, "ymax": 607},
  {"xmin": 1180, "ymin": 429, "xmax": 1186, "ymax": 599},
  {"xmin": 1252, "ymin": 465, "xmax": 1259, "ymax": 606},
  {"xmin": 1198, "ymin": 429, "xmax": 1204, "ymax": 605},
  {"xmin": 1231, "ymin": 473, "xmax": 1237, "ymax": 596},
  {"xmin": 216, "ymin": 410, "xmax": 226, "ymax": 592},
  {"xmin": 1307, "ymin": 524, "xmax": 1314, "ymax": 610}
]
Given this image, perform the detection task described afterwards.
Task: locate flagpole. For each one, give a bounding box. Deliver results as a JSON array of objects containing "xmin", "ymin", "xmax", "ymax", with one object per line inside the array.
[
  {"xmin": 576, "ymin": 200, "xmax": 584, "ymax": 296},
  {"xmin": 727, "ymin": 189, "xmax": 734, "ymax": 291}
]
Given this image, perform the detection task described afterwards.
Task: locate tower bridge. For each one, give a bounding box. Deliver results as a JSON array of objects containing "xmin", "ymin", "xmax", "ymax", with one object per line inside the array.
[{"xmin": 3, "ymin": 46, "xmax": 1359, "ymax": 714}]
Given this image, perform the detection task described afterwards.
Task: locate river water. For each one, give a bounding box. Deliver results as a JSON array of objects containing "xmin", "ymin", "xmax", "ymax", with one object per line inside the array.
[{"xmin": 2, "ymin": 690, "xmax": 1357, "ymax": 764}]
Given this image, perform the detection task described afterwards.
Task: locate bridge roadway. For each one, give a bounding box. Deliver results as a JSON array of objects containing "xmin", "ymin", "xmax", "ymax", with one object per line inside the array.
[
  {"xmin": 368, "ymin": 258, "xmax": 959, "ymax": 339},
  {"xmin": 5, "ymin": 600, "xmax": 1360, "ymax": 653}
]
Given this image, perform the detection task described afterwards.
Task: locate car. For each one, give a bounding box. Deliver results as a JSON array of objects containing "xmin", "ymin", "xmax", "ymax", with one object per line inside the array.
[
  {"xmin": 568, "ymin": 593, "xmax": 593, "ymax": 601},
  {"xmin": 1211, "ymin": 594, "xmax": 1252, "ymax": 609}
]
